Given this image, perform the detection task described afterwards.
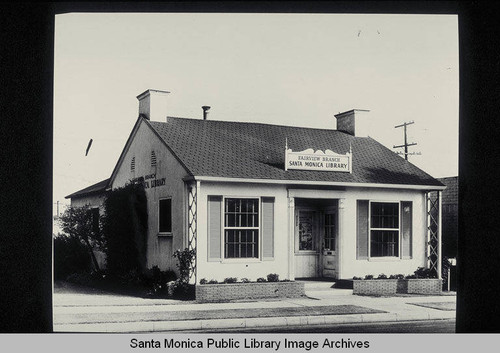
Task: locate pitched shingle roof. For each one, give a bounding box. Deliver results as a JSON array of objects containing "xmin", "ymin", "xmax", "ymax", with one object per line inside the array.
[
  {"xmin": 65, "ymin": 178, "xmax": 110, "ymax": 199},
  {"xmin": 438, "ymin": 176, "xmax": 458, "ymax": 204},
  {"xmin": 147, "ymin": 117, "xmax": 443, "ymax": 187}
]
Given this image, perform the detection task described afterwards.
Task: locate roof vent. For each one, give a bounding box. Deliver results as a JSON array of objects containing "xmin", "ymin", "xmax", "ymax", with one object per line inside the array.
[{"xmin": 202, "ymin": 106, "xmax": 211, "ymax": 120}]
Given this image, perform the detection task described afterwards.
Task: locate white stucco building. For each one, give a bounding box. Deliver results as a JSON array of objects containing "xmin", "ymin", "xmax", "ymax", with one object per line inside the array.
[{"xmin": 67, "ymin": 89, "xmax": 445, "ymax": 283}]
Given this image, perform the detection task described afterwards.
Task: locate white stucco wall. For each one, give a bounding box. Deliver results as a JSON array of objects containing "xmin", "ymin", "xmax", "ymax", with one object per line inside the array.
[
  {"xmin": 111, "ymin": 119, "xmax": 190, "ymax": 272},
  {"xmin": 289, "ymin": 187, "xmax": 427, "ymax": 279},
  {"xmin": 196, "ymin": 181, "xmax": 291, "ymax": 282},
  {"xmin": 197, "ymin": 183, "xmax": 429, "ymax": 282}
]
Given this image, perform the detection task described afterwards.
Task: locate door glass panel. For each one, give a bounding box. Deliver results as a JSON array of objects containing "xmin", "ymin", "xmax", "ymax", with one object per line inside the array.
[
  {"xmin": 324, "ymin": 213, "xmax": 336, "ymax": 250},
  {"xmin": 298, "ymin": 211, "xmax": 314, "ymax": 250}
]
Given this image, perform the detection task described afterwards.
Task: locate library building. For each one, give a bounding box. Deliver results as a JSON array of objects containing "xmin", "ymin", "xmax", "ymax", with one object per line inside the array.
[{"xmin": 66, "ymin": 89, "xmax": 446, "ymax": 284}]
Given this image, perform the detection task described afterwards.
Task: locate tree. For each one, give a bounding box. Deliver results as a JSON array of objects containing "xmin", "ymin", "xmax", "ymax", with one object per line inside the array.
[{"xmin": 58, "ymin": 205, "xmax": 105, "ymax": 272}]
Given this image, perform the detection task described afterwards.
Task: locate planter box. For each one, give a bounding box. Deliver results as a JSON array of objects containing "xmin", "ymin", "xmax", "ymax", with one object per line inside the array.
[
  {"xmin": 196, "ymin": 281, "xmax": 305, "ymax": 303},
  {"xmin": 353, "ymin": 279, "xmax": 398, "ymax": 295},
  {"xmin": 406, "ymin": 278, "xmax": 442, "ymax": 294}
]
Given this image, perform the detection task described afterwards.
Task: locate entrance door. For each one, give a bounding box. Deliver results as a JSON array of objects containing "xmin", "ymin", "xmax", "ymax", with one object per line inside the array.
[
  {"xmin": 294, "ymin": 208, "xmax": 319, "ymax": 278},
  {"xmin": 322, "ymin": 207, "xmax": 338, "ymax": 279}
]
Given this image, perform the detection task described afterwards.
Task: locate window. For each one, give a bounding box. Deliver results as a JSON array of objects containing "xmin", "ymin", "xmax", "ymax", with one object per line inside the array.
[
  {"xmin": 370, "ymin": 202, "xmax": 399, "ymax": 257},
  {"xmin": 159, "ymin": 198, "xmax": 172, "ymax": 233},
  {"xmin": 131, "ymin": 156, "xmax": 135, "ymax": 172},
  {"xmin": 224, "ymin": 198, "xmax": 259, "ymax": 258}
]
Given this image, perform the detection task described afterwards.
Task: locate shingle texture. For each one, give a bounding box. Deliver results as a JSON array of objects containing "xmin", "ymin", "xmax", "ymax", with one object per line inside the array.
[
  {"xmin": 437, "ymin": 176, "xmax": 458, "ymax": 204},
  {"xmin": 148, "ymin": 117, "xmax": 443, "ymax": 187},
  {"xmin": 65, "ymin": 178, "xmax": 109, "ymax": 199}
]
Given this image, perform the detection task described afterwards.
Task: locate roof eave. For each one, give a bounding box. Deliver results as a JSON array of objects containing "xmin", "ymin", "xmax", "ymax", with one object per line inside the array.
[{"xmin": 187, "ymin": 175, "xmax": 446, "ymax": 191}]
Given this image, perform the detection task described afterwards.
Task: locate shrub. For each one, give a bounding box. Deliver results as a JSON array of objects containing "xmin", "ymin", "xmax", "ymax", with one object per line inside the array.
[
  {"xmin": 352, "ymin": 276, "xmax": 362, "ymax": 280},
  {"xmin": 223, "ymin": 277, "xmax": 238, "ymax": 284},
  {"xmin": 208, "ymin": 279, "xmax": 218, "ymax": 284},
  {"xmin": 241, "ymin": 278, "xmax": 250, "ymax": 283},
  {"xmin": 389, "ymin": 274, "xmax": 405, "ymax": 279},
  {"xmin": 364, "ymin": 274, "xmax": 374, "ymax": 280},
  {"xmin": 267, "ymin": 273, "xmax": 279, "ymax": 282},
  {"xmin": 53, "ymin": 233, "xmax": 92, "ymax": 280},
  {"xmin": 256, "ymin": 277, "xmax": 266, "ymax": 282},
  {"xmin": 377, "ymin": 274, "xmax": 388, "ymax": 279},
  {"xmin": 173, "ymin": 248, "xmax": 196, "ymax": 284},
  {"xmin": 413, "ymin": 267, "xmax": 437, "ymax": 279},
  {"xmin": 101, "ymin": 183, "xmax": 148, "ymax": 276},
  {"xmin": 199, "ymin": 278, "xmax": 207, "ymax": 285}
]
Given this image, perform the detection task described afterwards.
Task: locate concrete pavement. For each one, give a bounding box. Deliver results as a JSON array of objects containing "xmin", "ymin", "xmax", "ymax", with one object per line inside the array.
[{"xmin": 53, "ymin": 281, "xmax": 456, "ymax": 333}]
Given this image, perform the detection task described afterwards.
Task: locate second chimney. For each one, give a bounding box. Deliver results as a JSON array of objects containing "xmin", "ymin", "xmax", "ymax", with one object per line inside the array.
[
  {"xmin": 137, "ymin": 89, "xmax": 170, "ymax": 121},
  {"xmin": 334, "ymin": 109, "xmax": 370, "ymax": 137},
  {"xmin": 202, "ymin": 106, "xmax": 211, "ymax": 120}
]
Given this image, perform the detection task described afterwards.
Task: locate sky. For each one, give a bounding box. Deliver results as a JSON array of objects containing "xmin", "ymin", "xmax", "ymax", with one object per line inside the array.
[{"xmin": 53, "ymin": 13, "xmax": 459, "ymax": 215}]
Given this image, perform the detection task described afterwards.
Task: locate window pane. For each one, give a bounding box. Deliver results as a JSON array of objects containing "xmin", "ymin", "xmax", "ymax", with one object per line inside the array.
[
  {"xmin": 159, "ymin": 199, "xmax": 172, "ymax": 233},
  {"xmin": 224, "ymin": 229, "xmax": 258, "ymax": 258},
  {"xmin": 371, "ymin": 203, "xmax": 399, "ymax": 228},
  {"xmin": 370, "ymin": 230, "xmax": 398, "ymax": 257}
]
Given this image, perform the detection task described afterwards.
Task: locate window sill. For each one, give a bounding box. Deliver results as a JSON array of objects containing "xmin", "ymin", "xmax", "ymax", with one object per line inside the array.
[
  {"xmin": 158, "ymin": 232, "xmax": 173, "ymax": 237},
  {"xmin": 221, "ymin": 258, "xmax": 261, "ymax": 264},
  {"xmin": 368, "ymin": 257, "xmax": 401, "ymax": 262}
]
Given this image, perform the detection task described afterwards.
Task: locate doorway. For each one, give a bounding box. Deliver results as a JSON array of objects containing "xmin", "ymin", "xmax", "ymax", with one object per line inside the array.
[{"xmin": 294, "ymin": 198, "xmax": 338, "ymax": 279}]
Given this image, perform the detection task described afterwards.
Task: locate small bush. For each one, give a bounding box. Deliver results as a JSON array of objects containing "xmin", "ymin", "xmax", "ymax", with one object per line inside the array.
[
  {"xmin": 256, "ymin": 277, "xmax": 266, "ymax": 282},
  {"xmin": 377, "ymin": 274, "xmax": 388, "ymax": 279},
  {"xmin": 353, "ymin": 276, "xmax": 362, "ymax": 280},
  {"xmin": 413, "ymin": 267, "xmax": 437, "ymax": 279},
  {"xmin": 389, "ymin": 274, "xmax": 405, "ymax": 279},
  {"xmin": 199, "ymin": 278, "xmax": 207, "ymax": 285},
  {"xmin": 280, "ymin": 279, "xmax": 291, "ymax": 282},
  {"xmin": 208, "ymin": 279, "xmax": 218, "ymax": 284},
  {"xmin": 223, "ymin": 277, "xmax": 238, "ymax": 284},
  {"xmin": 241, "ymin": 278, "xmax": 250, "ymax": 283},
  {"xmin": 267, "ymin": 273, "xmax": 279, "ymax": 282},
  {"xmin": 364, "ymin": 274, "xmax": 374, "ymax": 280}
]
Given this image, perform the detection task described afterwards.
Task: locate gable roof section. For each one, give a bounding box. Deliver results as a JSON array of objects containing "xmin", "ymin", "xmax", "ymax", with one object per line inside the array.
[
  {"xmin": 107, "ymin": 117, "xmax": 191, "ymax": 188},
  {"xmin": 148, "ymin": 117, "xmax": 444, "ymax": 188},
  {"xmin": 65, "ymin": 178, "xmax": 110, "ymax": 199}
]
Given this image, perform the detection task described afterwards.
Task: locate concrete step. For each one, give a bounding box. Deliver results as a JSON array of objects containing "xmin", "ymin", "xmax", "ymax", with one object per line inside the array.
[{"xmin": 300, "ymin": 281, "xmax": 336, "ymax": 291}]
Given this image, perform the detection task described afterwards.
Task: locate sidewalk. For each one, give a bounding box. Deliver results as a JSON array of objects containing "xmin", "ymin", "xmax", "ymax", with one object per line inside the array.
[{"xmin": 53, "ymin": 281, "xmax": 456, "ymax": 333}]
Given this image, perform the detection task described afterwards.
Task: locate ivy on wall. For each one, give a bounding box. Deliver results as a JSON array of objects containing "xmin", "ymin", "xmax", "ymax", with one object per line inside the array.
[{"xmin": 101, "ymin": 182, "xmax": 148, "ymax": 276}]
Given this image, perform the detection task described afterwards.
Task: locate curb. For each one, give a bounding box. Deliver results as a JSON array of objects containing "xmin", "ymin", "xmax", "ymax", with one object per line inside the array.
[{"xmin": 53, "ymin": 311, "xmax": 456, "ymax": 333}]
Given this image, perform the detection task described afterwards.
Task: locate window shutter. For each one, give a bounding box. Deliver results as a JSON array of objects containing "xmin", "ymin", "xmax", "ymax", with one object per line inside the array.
[
  {"xmin": 207, "ymin": 196, "xmax": 222, "ymax": 260},
  {"xmin": 401, "ymin": 201, "xmax": 413, "ymax": 259},
  {"xmin": 262, "ymin": 197, "xmax": 275, "ymax": 259},
  {"xmin": 357, "ymin": 200, "xmax": 369, "ymax": 260}
]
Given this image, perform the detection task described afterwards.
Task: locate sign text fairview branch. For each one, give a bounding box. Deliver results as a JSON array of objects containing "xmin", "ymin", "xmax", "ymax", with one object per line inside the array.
[{"xmin": 285, "ymin": 147, "xmax": 352, "ymax": 173}]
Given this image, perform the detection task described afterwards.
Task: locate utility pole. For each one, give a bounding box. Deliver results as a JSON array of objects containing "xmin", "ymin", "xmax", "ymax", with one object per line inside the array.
[{"xmin": 393, "ymin": 121, "xmax": 418, "ymax": 161}]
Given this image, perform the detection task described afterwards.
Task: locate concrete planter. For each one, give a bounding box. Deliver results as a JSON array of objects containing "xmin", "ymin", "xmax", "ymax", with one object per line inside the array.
[
  {"xmin": 405, "ymin": 278, "xmax": 442, "ymax": 294},
  {"xmin": 353, "ymin": 279, "xmax": 398, "ymax": 295},
  {"xmin": 196, "ymin": 281, "xmax": 305, "ymax": 303}
]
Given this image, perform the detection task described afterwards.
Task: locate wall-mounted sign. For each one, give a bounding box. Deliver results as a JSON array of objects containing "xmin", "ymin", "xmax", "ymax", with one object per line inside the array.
[
  {"xmin": 285, "ymin": 148, "xmax": 352, "ymax": 173},
  {"xmin": 131, "ymin": 173, "xmax": 166, "ymax": 189}
]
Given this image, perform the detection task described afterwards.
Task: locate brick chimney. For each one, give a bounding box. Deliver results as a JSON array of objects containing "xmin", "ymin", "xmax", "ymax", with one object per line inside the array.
[
  {"xmin": 137, "ymin": 89, "xmax": 170, "ymax": 121},
  {"xmin": 334, "ymin": 109, "xmax": 370, "ymax": 137}
]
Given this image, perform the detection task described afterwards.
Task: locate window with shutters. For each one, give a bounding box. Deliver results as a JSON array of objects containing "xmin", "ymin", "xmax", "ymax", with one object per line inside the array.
[
  {"xmin": 224, "ymin": 198, "xmax": 259, "ymax": 258},
  {"xmin": 358, "ymin": 200, "xmax": 413, "ymax": 260}
]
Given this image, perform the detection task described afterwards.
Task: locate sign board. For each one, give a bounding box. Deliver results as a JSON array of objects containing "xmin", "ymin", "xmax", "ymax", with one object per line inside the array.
[{"xmin": 285, "ymin": 148, "xmax": 352, "ymax": 173}]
